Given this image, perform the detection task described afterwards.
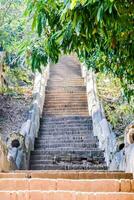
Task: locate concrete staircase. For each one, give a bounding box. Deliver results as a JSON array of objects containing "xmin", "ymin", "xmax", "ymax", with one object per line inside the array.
[
  {"xmin": 0, "ymin": 171, "xmax": 134, "ymax": 199},
  {"xmin": 1, "ymin": 56, "xmax": 134, "ymax": 199},
  {"xmin": 30, "ymin": 56, "xmax": 107, "ymax": 170}
]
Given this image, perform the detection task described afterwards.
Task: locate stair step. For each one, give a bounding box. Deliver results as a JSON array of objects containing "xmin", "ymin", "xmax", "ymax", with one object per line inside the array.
[
  {"xmin": 35, "ymin": 139, "xmax": 98, "ymax": 145},
  {"xmin": 31, "ymin": 149, "xmax": 104, "ymax": 157},
  {"xmin": 30, "ymin": 164, "xmax": 107, "ymax": 170},
  {"xmin": 39, "ymin": 128, "xmax": 93, "ymax": 132},
  {"xmin": 30, "ymin": 156, "xmax": 105, "ymax": 164},
  {"xmin": 35, "ymin": 142, "xmax": 97, "ymax": 148},
  {"xmin": 44, "ymin": 105, "xmax": 88, "ymax": 108},
  {"xmin": 41, "ymin": 116, "xmax": 92, "ymax": 121},
  {"xmin": 35, "ymin": 140, "xmax": 97, "ymax": 144},
  {"xmin": 34, "ymin": 143, "xmax": 97, "ymax": 149},
  {"xmin": 30, "ymin": 154, "xmax": 104, "ymax": 161},
  {"xmin": 33, "ymin": 148, "xmax": 102, "ymax": 153},
  {"xmin": 43, "ymin": 112, "xmax": 89, "ymax": 115},
  {"xmin": 38, "ymin": 135, "xmax": 98, "ymax": 141},
  {"xmin": 30, "ymin": 156, "xmax": 105, "ymax": 165},
  {"xmin": 0, "ymin": 171, "xmax": 132, "ymax": 179},
  {"xmin": 41, "ymin": 116, "xmax": 92, "ymax": 122},
  {"xmin": 0, "ymin": 191, "xmax": 134, "ymax": 200},
  {"xmin": 46, "ymin": 87, "xmax": 86, "ymax": 91},
  {"xmin": 40, "ymin": 124, "xmax": 92, "ymax": 128}
]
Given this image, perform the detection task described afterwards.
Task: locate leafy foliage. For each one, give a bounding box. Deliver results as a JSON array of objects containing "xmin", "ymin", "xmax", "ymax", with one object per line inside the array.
[
  {"xmin": 0, "ymin": 0, "xmax": 133, "ymax": 100},
  {"xmin": 97, "ymin": 72, "xmax": 134, "ymax": 135},
  {"xmin": 25, "ymin": 0, "xmax": 134, "ymax": 100}
]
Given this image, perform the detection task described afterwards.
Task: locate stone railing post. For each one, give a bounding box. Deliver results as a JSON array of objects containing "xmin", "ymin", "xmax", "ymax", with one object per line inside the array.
[
  {"xmin": 124, "ymin": 122, "xmax": 134, "ymax": 173},
  {"xmin": 0, "ymin": 137, "xmax": 16, "ymax": 172}
]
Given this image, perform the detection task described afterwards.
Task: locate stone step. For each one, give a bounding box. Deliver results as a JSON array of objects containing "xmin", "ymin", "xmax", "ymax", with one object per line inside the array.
[
  {"xmin": 31, "ymin": 149, "xmax": 104, "ymax": 157},
  {"xmin": 44, "ymin": 107, "xmax": 88, "ymax": 110},
  {"xmin": 35, "ymin": 138, "xmax": 98, "ymax": 144},
  {"xmin": 43, "ymin": 113, "xmax": 89, "ymax": 116},
  {"xmin": 38, "ymin": 135, "xmax": 98, "ymax": 141},
  {"xmin": 40, "ymin": 123, "xmax": 92, "ymax": 128},
  {"xmin": 44, "ymin": 108, "xmax": 88, "ymax": 111},
  {"xmin": 34, "ymin": 143, "xmax": 97, "ymax": 149},
  {"xmin": 41, "ymin": 116, "xmax": 92, "ymax": 123},
  {"xmin": 39, "ymin": 127, "xmax": 93, "ymax": 132},
  {"xmin": 30, "ymin": 160, "xmax": 104, "ymax": 166},
  {"xmin": 47, "ymin": 84, "xmax": 85, "ymax": 87},
  {"xmin": 30, "ymin": 154, "xmax": 105, "ymax": 162},
  {"xmin": 49, "ymin": 78, "xmax": 82, "ymax": 81},
  {"xmin": 44, "ymin": 98, "xmax": 87, "ymax": 101},
  {"xmin": 44, "ymin": 103, "xmax": 88, "ymax": 107},
  {"xmin": 1, "ymin": 178, "xmax": 131, "ymax": 192},
  {"xmin": 46, "ymin": 86, "xmax": 86, "ymax": 91},
  {"xmin": 40, "ymin": 123, "xmax": 92, "ymax": 127},
  {"xmin": 35, "ymin": 139, "xmax": 97, "ymax": 145},
  {"xmin": 39, "ymin": 132, "xmax": 93, "ymax": 137},
  {"xmin": 47, "ymin": 82, "xmax": 84, "ymax": 85},
  {"xmin": 43, "ymin": 106, "xmax": 88, "ymax": 111},
  {"xmin": 49, "ymin": 78, "xmax": 83, "ymax": 81},
  {"xmin": 0, "ymin": 171, "xmax": 132, "ymax": 179},
  {"xmin": 38, "ymin": 131, "xmax": 94, "ymax": 136},
  {"xmin": 6, "ymin": 178, "xmax": 134, "ymax": 192},
  {"xmin": 44, "ymin": 101, "xmax": 88, "ymax": 105},
  {"xmin": 30, "ymin": 154, "xmax": 104, "ymax": 162},
  {"xmin": 45, "ymin": 95, "xmax": 87, "ymax": 98},
  {"xmin": 0, "ymin": 191, "xmax": 134, "ymax": 200},
  {"xmin": 33, "ymin": 147, "xmax": 101, "ymax": 153},
  {"xmin": 30, "ymin": 164, "xmax": 107, "ymax": 170},
  {"xmin": 44, "ymin": 107, "xmax": 88, "ymax": 111},
  {"xmin": 45, "ymin": 93, "xmax": 87, "ymax": 96},
  {"xmin": 47, "ymin": 77, "xmax": 83, "ymax": 80},
  {"xmin": 45, "ymin": 93, "xmax": 87, "ymax": 97},
  {"xmin": 44, "ymin": 100, "xmax": 87, "ymax": 104},
  {"xmin": 30, "ymin": 156, "xmax": 105, "ymax": 165},
  {"xmin": 49, "ymin": 74, "xmax": 83, "ymax": 76},
  {"xmin": 35, "ymin": 143, "xmax": 97, "ymax": 149}
]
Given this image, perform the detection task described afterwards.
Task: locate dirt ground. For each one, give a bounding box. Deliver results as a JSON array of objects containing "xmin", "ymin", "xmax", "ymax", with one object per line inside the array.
[{"xmin": 0, "ymin": 94, "xmax": 32, "ymax": 142}]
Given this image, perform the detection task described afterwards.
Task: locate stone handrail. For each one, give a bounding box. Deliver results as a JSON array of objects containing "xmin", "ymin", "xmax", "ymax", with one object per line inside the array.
[
  {"xmin": 81, "ymin": 63, "xmax": 134, "ymax": 173},
  {"xmin": 81, "ymin": 63, "xmax": 117, "ymax": 166},
  {"xmin": 6, "ymin": 65, "xmax": 50, "ymax": 170}
]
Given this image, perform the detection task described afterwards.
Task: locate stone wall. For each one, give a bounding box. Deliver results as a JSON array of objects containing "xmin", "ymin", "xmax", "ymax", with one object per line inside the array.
[{"xmin": 6, "ymin": 64, "xmax": 50, "ymax": 170}]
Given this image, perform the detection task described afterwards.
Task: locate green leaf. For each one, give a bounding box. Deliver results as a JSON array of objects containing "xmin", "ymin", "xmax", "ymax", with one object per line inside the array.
[{"xmin": 97, "ymin": 4, "xmax": 104, "ymax": 22}]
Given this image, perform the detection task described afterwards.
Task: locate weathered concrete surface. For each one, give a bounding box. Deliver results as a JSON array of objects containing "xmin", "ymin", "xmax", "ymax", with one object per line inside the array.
[
  {"xmin": 6, "ymin": 65, "xmax": 50, "ymax": 170},
  {"xmin": 81, "ymin": 63, "xmax": 117, "ymax": 167}
]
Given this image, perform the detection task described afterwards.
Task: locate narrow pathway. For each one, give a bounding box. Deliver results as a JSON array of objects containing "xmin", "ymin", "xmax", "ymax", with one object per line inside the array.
[{"xmin": 30, "ymin": 56, "xmax": 107, "ymax": 170}]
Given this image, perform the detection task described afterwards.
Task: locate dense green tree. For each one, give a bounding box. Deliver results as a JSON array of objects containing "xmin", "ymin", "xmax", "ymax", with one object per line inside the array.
[
  {"xmin": 25, "ymin": 0, "xmax": 134, "ymax": 100},
  {"xmin": 0, "ymin": 0, "xmax": 133, "ymax": 100}
]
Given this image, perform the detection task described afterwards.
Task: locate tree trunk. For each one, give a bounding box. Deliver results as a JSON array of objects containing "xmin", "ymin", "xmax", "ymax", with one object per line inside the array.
[{"xmin": 0, "ymin": 52, "xmax": 5, "ymax": 87}]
